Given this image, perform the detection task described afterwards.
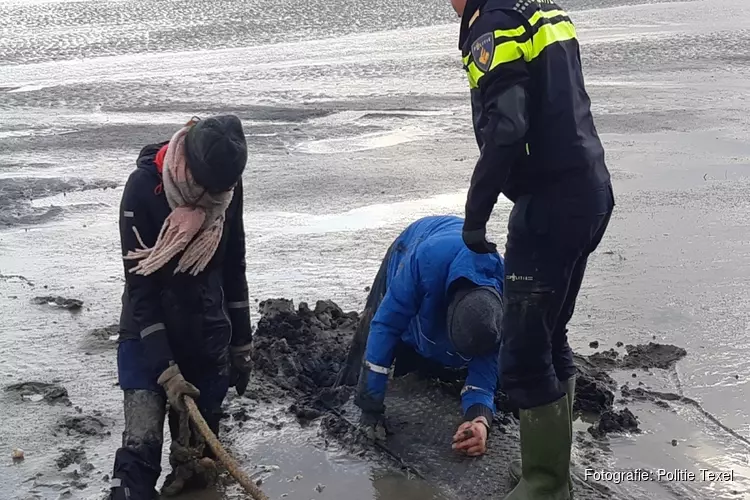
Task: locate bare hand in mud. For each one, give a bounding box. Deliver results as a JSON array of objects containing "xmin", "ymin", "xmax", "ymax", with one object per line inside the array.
[{"xmin": 452, "ymin": 418, "xmax": 488, "ymax": 457}]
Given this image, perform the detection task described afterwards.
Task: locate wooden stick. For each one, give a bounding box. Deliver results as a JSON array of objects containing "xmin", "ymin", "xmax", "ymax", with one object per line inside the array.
[{"xmin": 184, "ymin": 396, "xmax": 269, "ymax": 500}]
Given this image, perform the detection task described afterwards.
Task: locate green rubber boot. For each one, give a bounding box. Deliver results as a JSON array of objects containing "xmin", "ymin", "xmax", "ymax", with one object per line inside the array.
[{"xmin": 507, "ymin": 379, "xmax": 574, "ymax": 499}]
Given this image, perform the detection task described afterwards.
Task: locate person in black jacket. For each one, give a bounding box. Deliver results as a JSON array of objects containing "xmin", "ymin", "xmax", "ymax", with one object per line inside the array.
[
  {"xmin": 109, "ymin": 115, "xmax": 253, "ymax": 499},
  {"xmin": 451, "ymin": 0, "xmax": 615, "ymax": 498}
]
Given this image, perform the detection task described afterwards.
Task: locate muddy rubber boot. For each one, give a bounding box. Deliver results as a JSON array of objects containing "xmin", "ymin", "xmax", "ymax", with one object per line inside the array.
[
  {"xmin": 509, "ymin": 458, "xmax": 522, "ymax": 485},
  {"xmin": 509, "ymin": 376, "xmax": 576, "ymax": 494},
  {"xmin": 563, "ymin": 377, "xmax": 576, "ymax": 497},
  {"xmin": 503, "ymin": 395, "xmax": 571, "ymax": 500}
]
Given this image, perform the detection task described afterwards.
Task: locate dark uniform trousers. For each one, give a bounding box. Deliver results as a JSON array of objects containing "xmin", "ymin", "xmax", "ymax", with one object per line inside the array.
[
  {"xmin": 500, "ymin": 182, "xmax": 614, "ymax": 410},
  {"xmin": 111, "ymin": 275, "xmax": 232, "ymax": 500}
]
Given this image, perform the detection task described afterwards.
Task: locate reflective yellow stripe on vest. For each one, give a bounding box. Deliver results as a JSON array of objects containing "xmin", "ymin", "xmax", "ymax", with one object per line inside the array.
[
  {"xmin": 463, "ymin": 38, "xmax": 527, "ymax": 89},
  {"xmin": 528, "ymin": 9, "xmax": 568, "ymax": 27},
  {"xmin": 463, "ymin": 9, "xmax": 577, "ymax": 89},
  {"xmin": 527, "ymin": 20, "xmax": 577, "ymax": 61}
]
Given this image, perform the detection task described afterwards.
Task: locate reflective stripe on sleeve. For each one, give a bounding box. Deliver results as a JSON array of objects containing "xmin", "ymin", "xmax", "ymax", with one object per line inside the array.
[
  {"xmin": 461, "ymin": 384, "xmax": 493, "ymax": 396},
  {"xmin": 462, "ymin": 9, "xmax": 577, "ymax": 88},
  {"xmin": 526, "ymin": 20, "xmax": 576, "ymax": 61},
  {"xmin": 140, "ymin": 323, "xmax": 165, "ymax": 338},
  {"xmin": 227, "ymin": 301, "xmax": 250, "ymax": 309},
  {"xmin": 365, "ymin": 360, "xmax": 390, "ymax": 375}
]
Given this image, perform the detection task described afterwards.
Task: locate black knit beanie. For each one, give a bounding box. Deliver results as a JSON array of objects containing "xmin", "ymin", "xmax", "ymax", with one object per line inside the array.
[
  {"xmin": 446, "ymin": 285, "xmax": 503, "ymax": 357},
  {"xmin": 184, "ymin": 114, "xmax": 247, "ymax": 193}
]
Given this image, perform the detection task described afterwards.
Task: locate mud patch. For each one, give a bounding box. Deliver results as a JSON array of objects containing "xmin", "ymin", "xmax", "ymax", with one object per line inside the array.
[
  {"xmin": 573, "ymin": 354, "xmax": 616, "ymax": 414},
  {"xmin": 585, "ymin": 343, "xmax": 687, "ymax": 371},
  {"xmin": 32, "ymin": 296, "xmax": 83, "ymax": 311},
  {"xmin": 621, "ymin": 343, "xmax": 687, "ymax": 370},
  {"xmin": 587, "ymin": 349, "xmax": 620, "ymax": 369},
  {"xmin": 0, "ymin": 176, "xmax": 117, "ymax": 227},
  {"xmin": 250, "ymin": 298, "xmax": 359, "ymax": 419},
  {"xmin": 246, "ymin": 294, "xmax": 691, "ymax": 491},
  {"xmin": 55, "ymin": 448, "xmax": 86, "ymax": 470},
  {"xmin": 588, "ymin": 408, "xmax": 640, "ymax": 439},
  {"xmin": 249, "ymin": 299, "xmax": 686, "ymax": 425},
  {"xmin": 219, "ymin": 298, "xmax": 690, "ymax": 499},
  {"xmin": 89, "ymin": 324, "xmax": 118, "ymax": 341},
  {"xmin": 5, "ymin": 382, "xmax": 71, "ymax": 405},
  {"xmin": 574, "ymin": 343, "xmax": 687, "ymax": 416},
  {"xmin": 320, "ymin": 412, "xmax": 381, "ymax": 459},
  {"xmin": 0, "ymin": 273, "xmax": 35, "ymax": 287},
  {"xmin": 57, "ymin": 415, "xmax": 110, "ymax": 437},
  {"xmin": 82, "ymin": 324, "xmax": 119, "ymax": 351},
  {"xmin": 291, "ymin": 387, "xmax": 353, "ymax": 425},
  {"xmin": 24, "ymin": 473, "xmax": 89, "ymax": 497}
]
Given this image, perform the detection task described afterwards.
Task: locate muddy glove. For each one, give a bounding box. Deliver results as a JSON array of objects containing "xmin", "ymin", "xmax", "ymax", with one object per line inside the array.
[
  {"xmin": 462, "ymin": 228, "xmax": 497, "ymax": 254},
  {"xmin": 360, "ymin": 409, "xmax": 388, "ymax": 442},
  {"xmin": 229, "ymin": 343, "xmax": 253, "ymax": 396},
  {"xmin": 158, "ymin": 364, "xmax": 201, "ymax": 412},
  {"xmin": 354, "ymin": 363, "xmax": 388, "ymax": 442}
]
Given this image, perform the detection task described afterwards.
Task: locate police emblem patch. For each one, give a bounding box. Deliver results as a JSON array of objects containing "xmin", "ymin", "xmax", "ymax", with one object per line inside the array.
[{"xmin": 471, "ymin": 32, "xmax": 495, "ymax": 72}]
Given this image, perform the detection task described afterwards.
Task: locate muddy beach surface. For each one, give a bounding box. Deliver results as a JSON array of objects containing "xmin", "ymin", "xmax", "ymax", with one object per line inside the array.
[{"xmin": 3, "ymin": 0, "xmax": 750, "ymax": 498}]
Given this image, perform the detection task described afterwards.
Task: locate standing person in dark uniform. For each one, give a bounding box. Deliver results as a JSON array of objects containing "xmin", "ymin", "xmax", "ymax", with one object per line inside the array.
[
  {"xmin": 450, "ymin": 0, "xmax": 615, "ymax": 498},
  {"xmin": 110, "ymin": 115, "xmax": 253, "ymax": 499}
]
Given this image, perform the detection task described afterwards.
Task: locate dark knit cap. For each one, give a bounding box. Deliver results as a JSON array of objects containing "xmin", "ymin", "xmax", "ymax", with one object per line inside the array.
[
  {"xmin": 184, "ymin": 114, "xmax": 247, "ymax": 193},
  {"xmin": 446, "ymin": 286, "xmax": 503, "ymax": 357}
]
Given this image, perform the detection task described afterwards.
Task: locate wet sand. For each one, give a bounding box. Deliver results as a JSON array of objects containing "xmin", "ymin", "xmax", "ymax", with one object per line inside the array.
[{"xmin": 2, "ymin": 0, "xmax": 750, "ymax": 498}]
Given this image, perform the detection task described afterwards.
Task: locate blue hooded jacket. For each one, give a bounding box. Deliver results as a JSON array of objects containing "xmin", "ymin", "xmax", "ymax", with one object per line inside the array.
[{"xmin": 363, "ymin": 215, "xmax": 504, "ymax": 416}]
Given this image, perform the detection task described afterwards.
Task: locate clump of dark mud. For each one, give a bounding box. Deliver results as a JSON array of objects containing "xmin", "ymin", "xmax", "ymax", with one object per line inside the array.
[
  {"xmin": 291, "ymin": 387, "xmax": 353, "ymax": 425},
  {"xmin": 89, "ymin": 324, "xmax": 118, "ymax": 341},
  {"xmin": 0, "ymin": 273, "xmax": 35, "ymax": 287},
  {"xmin": 588, "ymin": 349, "xmax": 620, "ymax": 369},
  {"xmin": 572, "ymin": 343, "xmax": 687, "ymax": 414},
  {"xmin": 320, "ymin": 413, "xmax": 376, "ymax": 451},
  {"xmin": 32, "ymin": 296, "xmax": 83, "ymax": 310},
  {"xmin": 249, "ymin": 297, "xmax": 686, "ymax": 431},
  {"xmin": 5, "ymin": 382, "xmax": 71, "ymax": 405},
  {"xmin": 588, "ymin": 408, "xmax": 640, "ymax": 439},
  {"xmin": 56, "ymin": 447, "xmax": 86, "ymax": 470},
  {"xmin": 0, "ymin": 177, "xmax": 117, "ymax": 226},
  {"xmin": 621, "ymin": 343, "xmax": 687, "ymax": 370},
  {"xmin": 57, "ymin": 415, "xmax": 110, "ymax": 437},
  {"xmin": 82, "ymin": 324, "xmax": 119, "ymax": 352},
  {"xmin": 584, "ymin": 342, "xmax": 686, "ymax": 371},
  {"xmin": 573, "ymin": 354, "xmax": 616, "ymax": 414},
  {"xmin": 251, "ymin": 299, "xmax": 358, "ymax": 421}
]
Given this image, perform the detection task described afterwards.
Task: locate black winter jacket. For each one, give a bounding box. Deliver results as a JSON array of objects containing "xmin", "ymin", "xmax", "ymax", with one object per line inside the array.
[
  {"xmin": 460, "ymin": 0, "xmax": 610, "ymax": 231},
  {"xmin": 117, "ymin": 142, "xmax": 252, "ymax": 374}
]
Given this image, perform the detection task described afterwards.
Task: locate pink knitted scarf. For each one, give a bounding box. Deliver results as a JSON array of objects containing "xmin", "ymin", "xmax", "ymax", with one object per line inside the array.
[{"xmin": 124, "ymin": 123, "xmax": 235, "ymax": 276}]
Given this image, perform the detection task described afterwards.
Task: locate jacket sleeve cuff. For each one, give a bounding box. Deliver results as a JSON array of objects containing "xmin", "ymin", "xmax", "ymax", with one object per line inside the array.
[
  {"xmin": 140, "ymin": 323, "xmax": 173, "ymax": 374},
  {"xmin": 465, "ymin": 404, "xmax": 493, "ymax": 436},
  {"xmin": 354, "ymin": 361, "xmax": 389, "ymax": 414},
  {"xmin": 465, "ymin": 403, "xmax": 493, "ymax": 423},
  {"xmin": 463, "ymin": 220, "xmax": 486, "ymax": 233},
  {"xmin": 228, "ymin": 305, "xmax": 252, "ymax": 346}
]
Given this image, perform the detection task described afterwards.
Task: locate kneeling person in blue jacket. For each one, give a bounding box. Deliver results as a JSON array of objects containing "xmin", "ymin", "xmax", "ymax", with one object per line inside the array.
[{"xmin": 352, "ymin": 215, "xmax": 504, "ymax": 457}]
